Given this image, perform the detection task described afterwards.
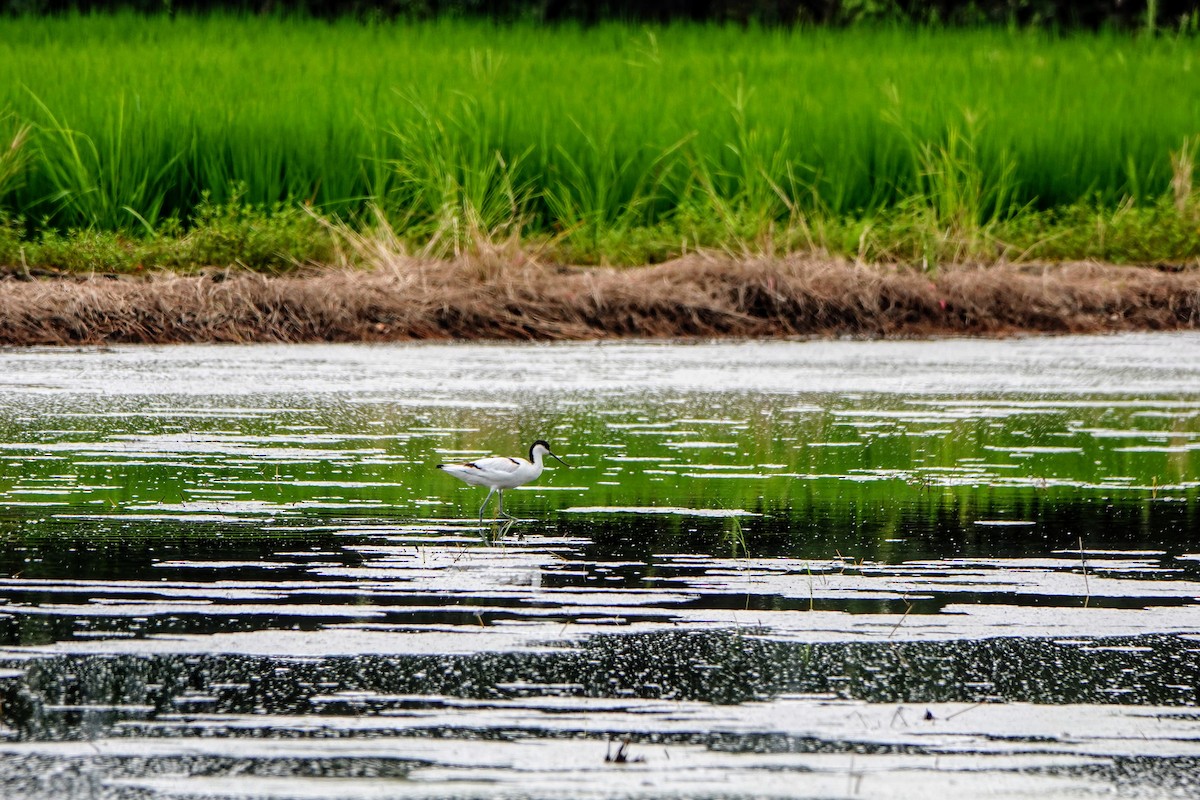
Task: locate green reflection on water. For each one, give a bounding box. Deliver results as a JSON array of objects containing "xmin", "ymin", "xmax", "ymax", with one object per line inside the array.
[{"xmin": 0, "ymin": 393, "xmax": 1196, "ymax": 548}]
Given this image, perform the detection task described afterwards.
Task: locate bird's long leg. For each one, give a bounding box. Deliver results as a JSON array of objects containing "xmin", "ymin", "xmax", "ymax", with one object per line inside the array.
[
  {"xmin": 478, "ymin": 487, "xmax": 496, "ymax": 529},
  {"xmin": 492, "ymin": 490, "xmax": 519, "ymax": 542},
  {"xmin": 499, "ymin": 490, "xmax": 519, "ymax": 520}
]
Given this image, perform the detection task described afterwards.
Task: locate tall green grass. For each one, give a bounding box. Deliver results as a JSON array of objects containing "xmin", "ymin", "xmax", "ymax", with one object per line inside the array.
[{"xmin": 0, "ymin": 14, "xmax": 1198, "ymax": 265}]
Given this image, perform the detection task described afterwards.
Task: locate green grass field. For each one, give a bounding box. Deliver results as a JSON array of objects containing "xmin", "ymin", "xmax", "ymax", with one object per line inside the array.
[{"xmin": 1, "ymin": 14, "xmax": 1199, "ymax": 268}]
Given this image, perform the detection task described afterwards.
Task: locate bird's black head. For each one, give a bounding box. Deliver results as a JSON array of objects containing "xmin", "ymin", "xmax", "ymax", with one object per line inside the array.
[{"xmin": 530, "ymin": 439, "xmax": 570, "ymax": 467}]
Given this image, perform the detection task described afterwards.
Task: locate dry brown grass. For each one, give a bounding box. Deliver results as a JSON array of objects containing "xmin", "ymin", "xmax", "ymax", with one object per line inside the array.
[{"xmin": 0, "ymin": 253, "xmax": 1197, "ymax": 345}]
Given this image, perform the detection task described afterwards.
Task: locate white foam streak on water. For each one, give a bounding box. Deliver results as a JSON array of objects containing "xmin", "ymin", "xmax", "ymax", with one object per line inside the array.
[
  {"xmin": 14, "ymin": 745, "xmax": 1125, "ymax": 800},
  {"xmin": 1, "ymin": 540, "xmax": 1197, "ymax": 659},
  {"xmin": 91, "ymin": 698, "xmax": 1200, "ymax": 756},
  {"xmin": 563, "ymin": 506, "xmax": 759, "ymax": 517},
  {"xmin": 2, "ymin": 700, "xmax": 1196, "ymax": 799},
  {"xmin": 1, "ymin": 333, "xmax": 1200, "ymax": 398},
  {"xmin": 13, "ymin": 605, "xmax": 1198, "ymax": 658}
]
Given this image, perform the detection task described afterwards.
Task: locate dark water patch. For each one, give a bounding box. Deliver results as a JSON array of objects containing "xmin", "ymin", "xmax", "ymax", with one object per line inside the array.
[{"xmin": 3, "ymin": 633, "xmax": 1197, "ymax": 745}]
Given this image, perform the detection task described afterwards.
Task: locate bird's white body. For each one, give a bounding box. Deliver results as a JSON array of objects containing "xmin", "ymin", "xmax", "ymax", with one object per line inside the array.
[
  {"xmin": 437, "ymin": 441, "xmax": 568, "ymax": 529},
  {"xmin": 437, "ymin": 453, "xmax": 547, "ymax": 491}
]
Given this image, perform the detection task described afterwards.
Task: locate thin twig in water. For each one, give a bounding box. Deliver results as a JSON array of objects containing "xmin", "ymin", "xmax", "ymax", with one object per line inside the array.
[
  {"xmin": 945, "ymin": 701, "xmax": 987, "ymax": 720},
  {"xmin": 1079, "ymin": 535, "xmax": 1091, "ymax": 608},
  {"xmin": 846, "ymin": 754, "xmax": 864, "ymax": 796},
  {"xmin": 888, "ymin": 596, "xmax": 914, "ymax": 638}
]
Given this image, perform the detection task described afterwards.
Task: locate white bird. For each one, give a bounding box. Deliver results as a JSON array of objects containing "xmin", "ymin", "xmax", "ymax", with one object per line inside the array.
[{"xmin": 437, "ymin": 440, "xmax": 570, "ymax": 528}]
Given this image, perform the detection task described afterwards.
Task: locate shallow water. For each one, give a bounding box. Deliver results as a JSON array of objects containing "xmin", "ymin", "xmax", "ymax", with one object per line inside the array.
[{"xmin": 0, "ymin": 334, "xmax": 1198, "ymax": 799}]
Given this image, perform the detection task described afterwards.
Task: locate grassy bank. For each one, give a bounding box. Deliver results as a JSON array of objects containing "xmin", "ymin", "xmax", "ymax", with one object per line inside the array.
[
  {"xmin": 0, "ymin": 15, "xmax": 1198, "ymax": 269},
  {"xmin": 2, "ymin": 254, "xmax": 1197, "ymax": 345}
]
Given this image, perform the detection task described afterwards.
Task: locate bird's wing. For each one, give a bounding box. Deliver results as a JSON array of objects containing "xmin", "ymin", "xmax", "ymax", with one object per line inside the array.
[{"xmin": 464, "ymin": 456, "xmax": 525, "ymax": 475}]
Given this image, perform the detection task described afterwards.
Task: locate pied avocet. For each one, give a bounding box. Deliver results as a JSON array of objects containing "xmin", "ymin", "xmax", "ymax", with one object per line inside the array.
[{"xmin": 437, "ymin": 440, "xmax": 570, "ymax": 528}]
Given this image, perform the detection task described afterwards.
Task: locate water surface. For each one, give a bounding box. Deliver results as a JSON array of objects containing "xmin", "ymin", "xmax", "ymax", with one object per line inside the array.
[{"xmin": 0, "ymin": 334, "xmax": 1198, "ymax": 798}]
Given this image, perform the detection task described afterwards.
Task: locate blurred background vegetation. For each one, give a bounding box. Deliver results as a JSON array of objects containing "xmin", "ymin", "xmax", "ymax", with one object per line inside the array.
[
  {"xmin": 1, "ymin": 0, "xmax": 1198, "ymax": 271},
  {"xmin": 2, "ymin": 0, "xmax": 1198, "ymax": 29}
]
